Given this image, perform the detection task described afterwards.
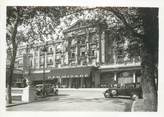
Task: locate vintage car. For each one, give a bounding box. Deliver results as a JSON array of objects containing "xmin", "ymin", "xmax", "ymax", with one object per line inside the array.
[
  {"xmin": 103, "ymin": 83, "xmax": 142, "ymax": 100},
  {"xmin": 36, "ymin": 84, "xmax": 58, "ymax": 96}
]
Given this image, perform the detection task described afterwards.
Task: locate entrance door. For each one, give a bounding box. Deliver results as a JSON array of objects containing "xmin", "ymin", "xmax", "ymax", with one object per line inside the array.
[{"xmin": 72, "ymin": 78, "xmax": 81, "ymax": 88}]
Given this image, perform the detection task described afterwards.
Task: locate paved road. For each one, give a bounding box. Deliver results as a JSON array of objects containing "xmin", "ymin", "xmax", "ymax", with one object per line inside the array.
[{"xmin": 7, "ymin": 89, "xmax": 133, "ymax": 111}]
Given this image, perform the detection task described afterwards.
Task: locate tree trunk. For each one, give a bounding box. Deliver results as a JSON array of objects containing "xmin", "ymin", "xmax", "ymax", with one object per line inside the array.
[
  {"xmin": 141, "ymin": 44, "xmax": 157, "ymax": 111},
  {"xmin": 140, "ymin": 8, "xmax": 158, "ymax": 111},
  {"xmin": 7, "ymin": 51, "xmax": 16, "ymax": 104},
  {"xmin": 6, "ymin": 15, "xmax": 19, "ymax": 104}
]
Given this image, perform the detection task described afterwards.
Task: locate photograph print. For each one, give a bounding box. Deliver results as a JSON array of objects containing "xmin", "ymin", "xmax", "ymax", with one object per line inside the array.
[{"xmin": 6, "ymin": 6, "xmax": 158, "ymax": 111}]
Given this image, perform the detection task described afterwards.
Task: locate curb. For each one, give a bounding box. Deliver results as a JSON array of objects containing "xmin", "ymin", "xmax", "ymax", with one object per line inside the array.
[
  {"xmin": 6, "ymin": 102, "xmax": 29, "ymax": 107},
  {"xmin": 58, "ymin": 88, "xmax": 108, "ymax": 91}
]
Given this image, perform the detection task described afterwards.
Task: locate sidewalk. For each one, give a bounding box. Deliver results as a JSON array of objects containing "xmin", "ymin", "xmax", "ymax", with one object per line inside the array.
[
  {"xmin": 6, "ymin": 96, "xmax": 50, "ymax": 107},
  {"xmin": 132, "ymin": 99, "xmax": 157, "ymax": 112}
]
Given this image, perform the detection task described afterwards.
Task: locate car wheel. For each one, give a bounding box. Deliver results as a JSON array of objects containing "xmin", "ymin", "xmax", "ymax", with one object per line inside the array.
[
  {"xmin": 111, "ymin": 90, "xmax": 117, "ymax": 96},
  {"xmin": 104, "ymin": 91, "xmax": 110, "ymax": 98},
  {"xmin": 131, "ymin": 93, "xmax": 139, "ymax": 100}
]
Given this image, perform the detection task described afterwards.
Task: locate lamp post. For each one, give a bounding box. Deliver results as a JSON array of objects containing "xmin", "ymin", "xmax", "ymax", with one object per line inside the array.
[
  {"xmin": 24, "ymin": 44, "xmax": 32, "ymax": 87},
  {"xmin": 42, "ymin": 43, "xmax": 48, "ymax": 96}
]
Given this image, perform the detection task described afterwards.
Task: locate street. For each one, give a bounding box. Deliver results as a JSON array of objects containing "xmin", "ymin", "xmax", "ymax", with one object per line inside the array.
[{"xmin": 7, "ymin": 89, "xmax": 133, "ymax": 111}]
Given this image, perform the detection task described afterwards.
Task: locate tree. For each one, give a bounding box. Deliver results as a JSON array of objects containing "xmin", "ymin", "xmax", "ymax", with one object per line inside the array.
[
  {"xmin": 139, "ymin": 8, "xmax": 158, "ymax": 111},
  {"xmin": 6, "ymin": 6, "xmax": 68, "ymax": 104},
  {"xmin": 103, "ymin": 7, "xmax": 158, "ymax": 111},
  {"xmin": 6, "ymin": 6, "xmax": 30, "ymax": 104}
]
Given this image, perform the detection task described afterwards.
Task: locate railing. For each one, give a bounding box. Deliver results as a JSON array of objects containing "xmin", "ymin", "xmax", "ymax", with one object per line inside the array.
[
  {"xmin": 47, "ymin": 62, "xmax": 53, "ymax": 65},
  {"xmin": 47, "ymin": 51, "xmax": 53, "ymax": 55},
  {"xmin": 69, "ymin": 57, "xmax": 76, "ymax": 61},
  {"xmin": 55, "ymin": 50, "xmax": 62, "ymax": 53},
  {"xmin": 40, "ymin": 52, "xmax": 44, "ymax": 56}
]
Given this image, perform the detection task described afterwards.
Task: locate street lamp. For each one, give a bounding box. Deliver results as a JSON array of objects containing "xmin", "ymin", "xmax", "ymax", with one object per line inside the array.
[
  {"xmin": 41, "ymin": 43, "xmax": 48, "ymax": 96},
  {"xmin": 24, "ymin": 44, "xmax": 32, "ymax": 87}
]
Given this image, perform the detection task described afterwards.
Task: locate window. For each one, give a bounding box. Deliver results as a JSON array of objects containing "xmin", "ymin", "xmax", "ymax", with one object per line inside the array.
[
  {"xmin": 82, "ymin": 61, "xmax": 87, "ymax": 65},
  {"xmin": 81, "ymin": 39, "xmax": 85, "ymax": 44},
  {"xmin": 91, "ymin": 50, "xmax": 95, "ymax": 56},
  {"xmin": 71, "ymin": 39, "xmax": 76, "ymax": 45},
  {"xmin": 81, "ymin": 52, "xmax": 85, "ymax": 56},
  {"xmin": 49, "ymin": 48, "xmax": 53, "ymax": 52},
  {"xmin": 30, "ymin": 60, "xmax": 32, "ymax": 67},
  {"xmin": 48, "ymin": 48, "xmax": 53, "ymax": 54},
  {"xmin": 48, "ymin": 59, "xmax": 53, "ymax": 65},
  {"xmin": 71, "ymin": 53, "xmax": 75, "ymax": 58}
]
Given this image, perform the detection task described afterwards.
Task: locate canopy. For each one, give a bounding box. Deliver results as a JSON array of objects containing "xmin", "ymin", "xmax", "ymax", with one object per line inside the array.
[
  {"xmin": 30, "ymin": 66, "xmax": 98, "ymax": 81},
  {"xmin": 49, "ymin": 66, "xmax": 97, "ymax": 79}
]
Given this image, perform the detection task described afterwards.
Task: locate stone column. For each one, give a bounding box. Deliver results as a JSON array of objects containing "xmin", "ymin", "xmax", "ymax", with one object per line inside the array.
[
  {"xmin": 94, "ymin": 71, "xmax": 100, "ymax": 88},
  {"xmin": 133, "ymin": 72, "xmax": 136, "ymax": 83},
  {"xmin": 45, "ymin": 52, "xmax": 47, "ymax": 68},
  {"xmin": 114, "ymin": 72, "xmax": 117, "ymax": 81},
  {"xmin": 32, "ymin": 49, "xmax": 35, "ymax": 69},
  {"xmin": 101, "ymin": 32, "xmax": 105, "ymax": 63},
  {"xmin": 96, "ymin": 50, "xmax": 99, "ymax": 63},
  {"xmin": 53, "ymin": 45, "xmax": 56, "ymax": 67},
  {"xmin": 69, "ymin": 78, "xmax": 72, "ymax": 88},
  {"xmin": 59, "ymin": 78, "xmax": 62, "ymax": 86},
  {"xmin": 86, "ymin": 31, "xmax": 90, "ymax": 63},
  {"xmin": 75, "ymin": 44, "xmax": 78, "ymax": 65},
  {"xmin": 113, "ymin": 49, "xmax": 117, "ymax": 64},
  {"xmin": 38, "ymin": 48, "xmax": 40, "ymax": 68},
  {"xmin": 80, "ymin": 78, "xmax": 83, "ymax": 88}
]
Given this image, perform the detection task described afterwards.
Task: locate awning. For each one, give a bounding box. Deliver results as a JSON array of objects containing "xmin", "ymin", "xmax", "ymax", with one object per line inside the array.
[
  {"xmin": 30, "ymin": 66, "xmax": 98, "ymax": 81},
  {"xmin": 49, "ymin": 66, "xmax": 97, "ymax": 79}
]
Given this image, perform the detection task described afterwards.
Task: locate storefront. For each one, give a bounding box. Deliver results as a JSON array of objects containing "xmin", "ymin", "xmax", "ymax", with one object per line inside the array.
[
  {"xmin": 30, "ymin": 66, "xmax": 99, "ymax": 88},
  {"xmin": 49, "ymin": 66, "xmax": 98, "ymax": 88},
  {"xmin": 99, "ymin": 64, "xmax": 142, "ymax": 88}
]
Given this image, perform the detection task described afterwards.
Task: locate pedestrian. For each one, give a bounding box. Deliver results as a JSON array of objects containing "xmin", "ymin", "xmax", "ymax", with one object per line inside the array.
[{"xmin": 54, "ymin": 84, "xmax": 58, "ymax": 95}]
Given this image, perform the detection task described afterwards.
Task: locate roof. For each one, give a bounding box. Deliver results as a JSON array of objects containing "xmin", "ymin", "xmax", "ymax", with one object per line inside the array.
[{"xmin": 63, "ymin": 19, "xmax": 96, "ymax": 34}]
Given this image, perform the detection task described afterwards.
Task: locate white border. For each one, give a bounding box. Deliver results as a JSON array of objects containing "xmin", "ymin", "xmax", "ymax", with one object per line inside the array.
[
  {"xmin": 0, "ymin": 0, "xmax": 161, "ymax": 7},
  {"xmin": 0, "ymin": 0, "xmax": 164, "ymax": 117}
]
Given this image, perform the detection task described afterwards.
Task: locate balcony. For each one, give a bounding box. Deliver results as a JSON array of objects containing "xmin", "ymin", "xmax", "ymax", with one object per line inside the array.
[
  {"xmin": 79, "ymin": 43, "xmax": 86, "ymax": 47},
  {"xmin": 55, "ymin": 59, "xmax": 61, "ymax": 64},
  {"xmin": 89, "ymin": 42, "xmax": 97, "ymax": 45},
  {"xmin": 40, "ymin": 63, "xmax": 44, "ymax": 66},
  {"xmin": 47, "ymin": 51, "xmax": 53, "ymax": 55},
  {"xmin": 40, "ymin": 52, "xmax": 44, "ymax": 56},
  {"xmin": 55, "ymin": 50, "xmax": 62, "ymax": 54},
  {"xmin": 79, "ymin": 55, "xmax": 86, "ymax": 60},
  {"xmin": 89, "ymin": 55, "xmax": 97, "ymax": 59},
  {"xmin": 70, "ymin": 44, "xmax": 76, "ymax": 48},
  {"xmin": 69, "ymin": 57, "xmax": 76, "ymax": 61},
  {"xmin": 47, "ymin": 61, "xmax": 53, "ymax": 65}
]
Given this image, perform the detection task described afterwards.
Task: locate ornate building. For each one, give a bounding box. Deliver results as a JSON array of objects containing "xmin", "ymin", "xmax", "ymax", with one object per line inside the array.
[{"xmin": 14, "ymin": 20, "xmax": 141, "ymax": 88}]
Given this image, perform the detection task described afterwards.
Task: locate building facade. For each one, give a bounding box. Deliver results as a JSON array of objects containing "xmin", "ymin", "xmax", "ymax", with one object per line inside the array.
[{"xmin": 14, "ymin": 20, "xmax": 141, "ymax": 88}]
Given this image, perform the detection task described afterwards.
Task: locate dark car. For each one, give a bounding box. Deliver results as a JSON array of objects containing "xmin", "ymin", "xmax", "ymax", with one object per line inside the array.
[
  {"xmin": 36, "ymin": 84, "xmax": 57, "ymax": 96},
  {"xmin": 103, "ymin": 83, "xmax": 142, "ymax": 100}
]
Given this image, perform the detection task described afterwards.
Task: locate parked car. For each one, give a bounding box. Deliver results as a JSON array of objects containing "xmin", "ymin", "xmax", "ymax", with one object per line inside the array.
[
  {"xmin": 103, "ymin": 83, "xmax": 142, "ymax": 100},
  {"xmin": 36, "ymin": 84, "xmax": 57, "ymax": 96}
]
